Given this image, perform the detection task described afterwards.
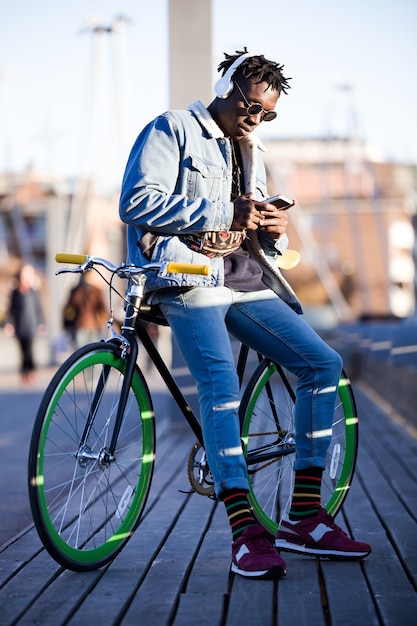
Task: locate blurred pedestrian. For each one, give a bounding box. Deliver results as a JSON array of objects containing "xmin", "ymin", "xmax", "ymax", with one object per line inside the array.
[
  {"xmin": 62, "ymin": 274, "xmax": 108, "ymax": 349},
  {"xmin": 5, "ymin": 264, "xmax": 45, "ymax": 383}
]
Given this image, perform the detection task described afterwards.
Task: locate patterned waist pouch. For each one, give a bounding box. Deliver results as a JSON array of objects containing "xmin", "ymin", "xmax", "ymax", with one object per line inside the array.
[{"xmin": 180, "ymin": 230, "xmax": 245, "ymax": 258}]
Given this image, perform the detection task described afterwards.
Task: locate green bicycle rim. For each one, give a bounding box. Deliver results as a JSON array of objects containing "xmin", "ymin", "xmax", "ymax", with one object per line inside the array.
[
  {"xmin": 242, "ymin": 364, "xmax": 357, "ymax": 534},
  {"xmin": 325, "ymin": 372, "xmax": 358, "ymax": 515},
  {"xmin": 35, "ymin": 349, "xmax": 154, "ymax": 566}
]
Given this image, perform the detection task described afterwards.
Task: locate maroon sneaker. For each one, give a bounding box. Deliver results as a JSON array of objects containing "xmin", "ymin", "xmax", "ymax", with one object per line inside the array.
[
  {"xmin": 231, "ymin": 524, "xmax": 286, "ymax": 578},
  {"xmin": 276, "ymin": 508, "xmax": 371, "ymax": 559}
]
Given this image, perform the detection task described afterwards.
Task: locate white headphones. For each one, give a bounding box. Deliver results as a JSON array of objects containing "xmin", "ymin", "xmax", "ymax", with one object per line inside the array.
[{"xmin": 214, "ymin": 52, "xmax": 259, "ymax": 99}]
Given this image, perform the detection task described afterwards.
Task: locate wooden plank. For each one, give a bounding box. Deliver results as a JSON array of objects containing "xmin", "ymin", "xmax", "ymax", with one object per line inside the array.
[
  {"xmin": 277, "ymin": 554, "xmax": 326, "ymax": 626},
  {"xmin": 349, "ymin": 472, "xmax": 417, "ymax": 625},
  {"xmin": 119, "ymin": 492, "xmax": 217, "ymax": 624},
  {"xmin": 173, "ymin": 505, "xmax": 230, "ymax": 625},
  {"xmin": 321, "ymin": 559, "xmax": 379, "ymax": 626},
  {"xmin": 341, "ymin": 402, "xmax": 417, "ymax": 626},
  {"xmin": 20, "ymin": 568, "xmax": 104, "ymax": 625},
  {"xmin": 183, "ymin": 504, "xmax": 231, "ymax": 594},
  {"xmin": 353, "ymin": 396, "xmax": 417, "ymax": 583},
  {"xmin": 355, "ymin": 385, "xmax": 417, "ymax": 519},
  {"xmin": 0, "ymin": 528, "xmax": 43, "ymax": 586},
  {"xmin": 226, "ymin": 576, "xmax": 276, "ymax": 625},
  {"xmin": 349, "ymin": 493, "xmax": 417, "ymax": 625},
  {"xmin": 173, "ymin": 593, "xmax": 226, "ymax": 626},
  {"xmin": 0, "ymin": 550, "xmax": 63, "ymax": 624}
]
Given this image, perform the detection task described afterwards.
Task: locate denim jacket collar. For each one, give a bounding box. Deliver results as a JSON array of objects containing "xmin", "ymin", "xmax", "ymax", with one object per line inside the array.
[
  {"xmin": 188, "ymin": 100, "xmax": 267, "ymax": 150},
  {"xmin": 188, "ymin": 100, "xmax": 267, "ymax": 196}
]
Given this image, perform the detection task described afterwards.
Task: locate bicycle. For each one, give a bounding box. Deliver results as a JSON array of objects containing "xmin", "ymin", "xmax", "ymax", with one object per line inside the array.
[{"xmin": 28, "ymin": 253, "xmax": 359, "ymax": 572}]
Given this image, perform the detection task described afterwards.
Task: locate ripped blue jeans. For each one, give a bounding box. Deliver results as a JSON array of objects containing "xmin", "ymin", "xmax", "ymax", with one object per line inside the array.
[{"xmin": 154, "ymin": 286, "xmax": 343, "ymax": 497}]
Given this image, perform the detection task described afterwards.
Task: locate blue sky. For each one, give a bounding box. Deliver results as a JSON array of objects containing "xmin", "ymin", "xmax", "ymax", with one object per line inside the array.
[{"xmin": 0, "ymin": 0, "xmax": 416, "ymax": 191}]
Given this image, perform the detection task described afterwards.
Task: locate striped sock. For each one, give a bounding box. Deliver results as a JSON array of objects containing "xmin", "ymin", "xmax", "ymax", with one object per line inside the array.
[
  {"xmin": 289, "ymin": 468, "xmax": 323, "ymax": 521},
  {"xmin": 221, "ymin": 489, "xmax": 256, "ymax": 541}
]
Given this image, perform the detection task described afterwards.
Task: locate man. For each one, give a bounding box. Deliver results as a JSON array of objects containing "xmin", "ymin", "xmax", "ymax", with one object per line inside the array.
[
  {"xmin": 6, "ymin": 264, "xmax": 45, "ymax": 384},
  {"xmin": 62, "ymin": 274, "xmax": 108, "ymax": 348},
  {"xmin": 119, "ymin": 48, "xmax": 371, "ymax": 578}
]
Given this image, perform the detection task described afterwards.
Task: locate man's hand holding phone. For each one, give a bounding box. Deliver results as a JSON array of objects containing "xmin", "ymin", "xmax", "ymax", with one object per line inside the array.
[
  {"xmin": 258, "ymin": 194, "xmax": 295, "ymax": 238},
  {"xmin": 263, "ymin": 194, "xmax": 295, "ymax": 211},
  {"xmin": 231, "ymin": 193, "xmax": 294, "ymax": 235}
]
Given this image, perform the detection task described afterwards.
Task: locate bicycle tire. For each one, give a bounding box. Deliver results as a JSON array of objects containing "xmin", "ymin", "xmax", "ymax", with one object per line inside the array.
[
  {"xmin": 240, "ymin": 360, "xmax": 358, "ymax": 535},
  {"xmin": 28, "ymin": 341, "xmax": 155, "ymax": 571}
]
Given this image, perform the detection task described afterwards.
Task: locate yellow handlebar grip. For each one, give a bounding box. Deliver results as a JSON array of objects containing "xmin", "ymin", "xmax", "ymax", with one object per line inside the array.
[
  {"xmin": 56, "ymin": 253, "xmax": 88, "ymax": 265},
  {"xmin": 166, "ymin": 262, "xmax": 211, "ymax": 276}
]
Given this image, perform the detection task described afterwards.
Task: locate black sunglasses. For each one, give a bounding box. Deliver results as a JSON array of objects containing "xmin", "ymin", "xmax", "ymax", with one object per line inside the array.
[{"xmin": 234, "ymin": 81, "xmax": 277, "ymax": 122}]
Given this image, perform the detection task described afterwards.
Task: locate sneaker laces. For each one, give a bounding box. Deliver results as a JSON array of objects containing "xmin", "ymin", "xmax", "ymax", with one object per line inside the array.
[
  {"xmin": 246, "ymin": 529, "xmax": 277, "ymax": 554},
  {"xmin": 320, "ymin": 510, "xmax": 348, "ymax": 537}
]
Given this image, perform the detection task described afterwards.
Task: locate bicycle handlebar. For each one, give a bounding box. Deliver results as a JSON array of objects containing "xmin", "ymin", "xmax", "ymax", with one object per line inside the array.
[
  {"xmin": 55, "ymin": 253, "xmax": 212, "ymax": 277},
  {"xmin": 56, "ymin": 253, "xmax": 89, "ymax": 265}
]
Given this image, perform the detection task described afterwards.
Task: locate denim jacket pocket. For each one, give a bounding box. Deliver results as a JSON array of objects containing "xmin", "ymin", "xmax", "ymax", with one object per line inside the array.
[{"xmin": 185, "ymin": 154, "xmax": 224, "ymax": 200}]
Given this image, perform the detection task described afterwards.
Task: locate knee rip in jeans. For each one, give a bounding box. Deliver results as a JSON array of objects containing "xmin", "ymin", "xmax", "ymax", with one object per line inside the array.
[
  {"xmin": 313, "ymin": 385, "xmax": 337, "ymax": 395},
  {"xmin": 306, "ymin": 427, "xmax": 333, "ymax": 440},
  {"xmin": 213, "ymin": 400, "xmax": 240, "ymax": 411},
  {"xmin": 219, "ymin": 445, "xmax": 243, "ymax": 457}
]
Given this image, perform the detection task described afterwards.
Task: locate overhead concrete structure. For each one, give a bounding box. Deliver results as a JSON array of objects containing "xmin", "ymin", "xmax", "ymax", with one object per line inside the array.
[{"xmin": 169, "ymin": 0, "xmax": 212, "ymax": 109}]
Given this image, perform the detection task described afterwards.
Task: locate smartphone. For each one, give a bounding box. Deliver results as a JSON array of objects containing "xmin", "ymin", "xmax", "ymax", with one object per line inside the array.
[{"xmin": 264, "ymin": 194, "xmax": 295, "ymax": 211}]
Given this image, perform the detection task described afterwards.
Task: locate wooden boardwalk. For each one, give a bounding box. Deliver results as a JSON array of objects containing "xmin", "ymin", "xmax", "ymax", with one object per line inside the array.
[{"xmin": 1, "ymin": 381, "xmax": 416, "ymax": 626}]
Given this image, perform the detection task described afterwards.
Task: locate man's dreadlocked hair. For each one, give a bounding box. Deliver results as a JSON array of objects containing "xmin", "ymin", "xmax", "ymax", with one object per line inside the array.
[{"xmin": 217, "ymin": 47, "xmax": 291, "ymax": 95}]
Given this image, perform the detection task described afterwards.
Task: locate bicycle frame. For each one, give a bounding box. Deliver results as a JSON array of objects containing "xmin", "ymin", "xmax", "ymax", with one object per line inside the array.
[{"xmin": 54, "ymin": 256, "xmax": 303, "ymax": 479}]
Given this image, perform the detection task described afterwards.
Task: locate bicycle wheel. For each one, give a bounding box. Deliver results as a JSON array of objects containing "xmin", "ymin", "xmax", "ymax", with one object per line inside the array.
[
  {"xmin": 28, "ymin": 341, "xmax": 155, "ymax": 571},
  {"xmin": 240, "ymin": 360, "xmax": 358, "ymax": 535}
]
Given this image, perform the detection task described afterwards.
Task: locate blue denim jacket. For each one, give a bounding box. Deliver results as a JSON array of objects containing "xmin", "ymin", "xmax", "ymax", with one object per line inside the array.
[{"xmin": 119, "ymin": 100, "xmax": 301, "ymax": 312}]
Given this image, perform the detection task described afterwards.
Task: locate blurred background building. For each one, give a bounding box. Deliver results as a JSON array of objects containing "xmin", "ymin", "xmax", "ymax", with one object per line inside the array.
[{"xmin": 263, "ymin": 137, "xmax": 416, "ymax": 323}]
